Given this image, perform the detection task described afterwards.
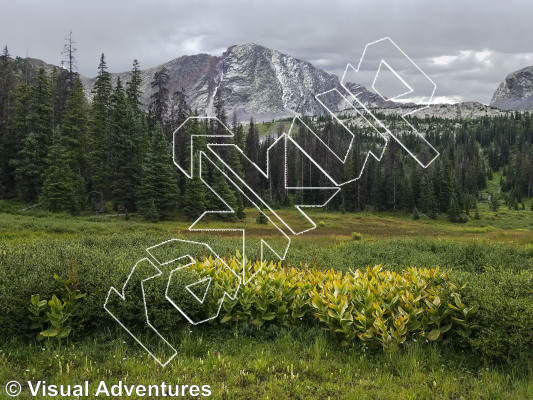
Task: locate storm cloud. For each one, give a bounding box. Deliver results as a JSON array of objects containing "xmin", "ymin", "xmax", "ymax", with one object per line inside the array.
[{"xmin": 2, "ymin": 0, "xmax": 532, "ymax": 104}]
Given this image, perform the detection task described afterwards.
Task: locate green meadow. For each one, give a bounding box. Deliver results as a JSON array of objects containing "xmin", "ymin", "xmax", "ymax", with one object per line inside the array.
[{"xmin": 0, "ymin": 201, "xmax": 532, "ymax": 399}]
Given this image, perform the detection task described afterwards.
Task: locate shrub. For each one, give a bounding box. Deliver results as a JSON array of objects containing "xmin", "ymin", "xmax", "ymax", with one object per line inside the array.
[
  {"xmin": 351, "ymin": 232, "xmax": 362, "ymax": 241},
  {"xmin": 309, "ymin": 266, "xmax": 472, "ymax": 349},
  {"xmin": 453, "ymin": 267, "xmax": 533, "ymax": 365},
  {"xmin": 28, "ymin": 273, "xmax": 86, "ymax": 343},
  {"xmin": 198, "ymin": 261, "xmax": 472, "ymax": 349},
  {"xmin": 256, "ymin": 209, "xmax": 268, "ymax": 224}
]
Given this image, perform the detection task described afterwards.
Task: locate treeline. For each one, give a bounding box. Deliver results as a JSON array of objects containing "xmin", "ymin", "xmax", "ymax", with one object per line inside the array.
[
  {"xmin": 1, "ymin": 42, "xmax": 533, "ymax": 221},
  {"xmin": 0, "ymin": 45, "xmax": 182, "ymax": 220}
]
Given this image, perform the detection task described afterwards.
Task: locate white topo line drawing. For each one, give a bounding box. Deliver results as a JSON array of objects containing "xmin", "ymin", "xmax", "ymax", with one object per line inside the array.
[{"xmin": 105, "ymin": 37, "xmax": 440, "ymax": 366}]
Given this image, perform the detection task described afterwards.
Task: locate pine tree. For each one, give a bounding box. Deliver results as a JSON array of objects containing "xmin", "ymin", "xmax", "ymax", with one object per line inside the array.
[
  {"xmin": 30, "ymin": 68, "xmax": 54, "ymax": 190},
  {"xmin": 137, "ymin": 124, "xmax": 180, "ymax": 219},
  {"xmin": 12, "ymin": 69, "xmax": 53, "ymax": 201},
  {"xmin": 126, "ymin": 59, "xmax": 143, "ymax": 112},
  {"xmin": 88, "ymin": 54, "xmax": 112, "ymax": 212},
  {"xmin": 0, "ymin": 46, "xmax": 15, "ymax": 174},
  {"xmin": 50, "ymin": 66, "xmax": 69, "ymax": 126},
  {"xmin": 182, "ymin": 118, "xmax": 207, "ymax": 219},
  {"xmin": 41, "ymin": 131, "xmax": 84, "ymax": 213},
  {"xmin": 61, "ymin": 31, "xmax": 78, "ymax": 90},
  {"xmin": 12, "ymin": 133, "xmax": 41, "ymax": 201},
  {"xmin": 170, "ymin": 87, "xmax": 189, "ymax": 133},
  {"xmin": 149, "ymin": 67, "xmax": 170, "ymax": 131},
  {"xmin": 208, "ymin": 165, "xmax": 237, "ymax": 220},
  {"xmin": 1, "ymin": 82, "xmax": 30, "ymax": 195},
  {"xmin": 448, "ymin": 193, "xmax": 460, "ymax": 222},
  {"xmin": 62, "ymin": 76, "xmax": 88, "ymax": 176},
  {"xmin": 183, "ymin": 175, "xmax": 207, "ymax": 219},
  {"xmin": 244, "ymin": 118, "xmax": 260, "ymax": 190},
  {"xmin": 109, "ymin": 78, "xmax": 140, "ymax": 211},
  {"xmin": 235, "ymin": 194, "xmax": 246, "ymax": 219},
  {"xmin": 418, "ymin": 175, "xmax": 437, "ymax": 218},
  {"xmin": 489, "ymin": 192, "xmax": 500, "ymax": 211},
  {"xmin": 256, "ymin": 205, "xmax": 268, "ymax": 224},
  {"xmin": 29, "ymin": 68, "xmax": 54, "ymax": 152}
]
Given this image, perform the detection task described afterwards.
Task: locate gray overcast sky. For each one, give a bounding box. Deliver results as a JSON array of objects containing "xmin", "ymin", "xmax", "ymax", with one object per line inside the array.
[{"xmin": 2, "ymin": 0, "xmax": 533, "ymax": 104}]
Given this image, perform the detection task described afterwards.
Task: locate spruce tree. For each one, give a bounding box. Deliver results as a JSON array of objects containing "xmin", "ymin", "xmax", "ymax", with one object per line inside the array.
[
  {"xmin": 50, "ymin": 66, "xmax": 70, "ymax": 126},
  {"xmin": 208, "ymin": 165, "xmax": 237, "ymax": 220},
  {"xmin": 88, "ymin": 54, "xmax": 112, "ymax": 212},
  {"xmin": 137, "ymin": 124, "xmax": 180, "ymax": 219},
  {"xmin": 149, "ymin": 67, "xmax": 170, "ymax": 132},
  {"xmin": 244, "ymin": 118, "xmax": 260, "ymax": 190},
  {"xmin": 0, "ymin": 46, "xmax": 15, "ymax": 179},
  {"xmin": 61, "ymin": 31, "xmax": 78, "ymax": 90},
  {"xmin": 1, "ymin": 82, "xmax": 30, "ymax": 195},
  {"xmin": 448, "ymin": 193, "xmax": 460, "ymax": 222},
  {"xmin": 256, "ymin": 205, "xmax": 268, "ymax": 224},
  {"xmin": 11, "ymin": 70, "xmax": 53, "ymax": 202},
  {"xmin": 109, "ymin": 78, "xmax": 140, "ymax": 211},
  {"xmin": 12, "ymin": 133, "xmax": 41, "ymax": 202},
  {"xmin": 182, "ymin": 118, "xmax": 207, "ymax": 219},
  {"xmin": 24, "ymin": 68, "xmax": 54, "ymax": 199},
  {"xmin": 41, "ymin": 131, "xmax": 84, "ymax": 213},
  {"xmin": 126, "ymin": 59, "xmax": 143, "ymax": 112},
  {"xmin": 170, "ymin": 88, "xmax": 189, "ymax": 133},
  {"xmin": 62, "ymin": 76, "xmax": 88, "ymax": 177},
  {"xmin": 489, "ymin": 192, "xmax": 500, "ymax": 211},
  {"xmin": 29, "ymin": 68, "xmax": 54, "ymax": 153},
  {"xmin": 235, "ymin": 194, "xmax": 246, "ymax": 219}
]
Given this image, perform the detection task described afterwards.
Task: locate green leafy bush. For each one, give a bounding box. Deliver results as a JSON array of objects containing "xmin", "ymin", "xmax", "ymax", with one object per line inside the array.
[
  {"xmin": 351, "ymin": 232, "xmax": 362, "ymax": 241},
  {"xmin": 454, "ymin": 267, "xmax": 533, "ymax": 365},
  {"xmin": 28, "ymin": 274, "xmax": 86, "ymax": 342},
  {"xmin": 196, "ymin": 261, "xmax": 472, "ymax": 349}
]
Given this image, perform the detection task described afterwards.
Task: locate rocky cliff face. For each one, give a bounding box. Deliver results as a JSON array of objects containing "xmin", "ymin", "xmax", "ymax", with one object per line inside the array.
[
  {"xmin": 83, "ymin": 43, "xmax": 390, "ymax": 121},
  {"xmin": 370, "ymin": 101, "xmax": 510, "ymax": 120},
  {"xmin": 490, "ymin": 66, "xmax": 533, "ymax": 111}
]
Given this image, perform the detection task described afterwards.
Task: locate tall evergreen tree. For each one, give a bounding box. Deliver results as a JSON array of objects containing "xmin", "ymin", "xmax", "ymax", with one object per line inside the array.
[
  {"xmin": 0, "ymin": 46, "xmax": 15, "ymax": 152},
  {"xmin": 12, "ymin": 133, "xmax": 42, "ymax": 201},
  {"xmin": 62, "ymin": 76, "xmax": 88, "ymax": 176},
  {"xmin": 149, "ymin": 67, "xmax": 170, "ymax": 131},
  {"xmin": 183, "ymin": 117, "xmax": 207, "ymax": 219},
  {"xmin": 29, "ymin": 68, "xmax": 53, "ymax": 164},
  {"xmin": 61, "ymin": 31, "xmax": 78, "ymax": 90},
  {"xmin": 137, "ymin": 124, "xmax": 180, "ymax": 219},
  {"xmin": 244, "ymin": 118, "xmax": 260, "ymax": 190},
  {"xmin": 12, "ymin": 69, "xmax": 53, "ymax": 201},
  {"xmin": 50, "ymin": 66, "xmax": 69, "ymax": 126},
  {"xmin": 208, "ymin": 164, "xmax": 237, "ymax": 220},
  {"xmin": 109, "ymin": 78, "xmax": 140, "ymax": 211},
  {"xmin": 88, "ymin": 54, "xmax": 112, "ymax": 212},
  {"xmin": 448, "ymin": 193, "xmax": 460, "ymax": 222},
  {"xmin": 126, "ymin": 59, "xmax": 143, "ymax": 112},
  {"xmin": 41, "ymin": 131, "xmax": 84, "ymax": 213},
  {"xmin": 0, "ymin": 82, "xmax": 30, "ymax": 195}
]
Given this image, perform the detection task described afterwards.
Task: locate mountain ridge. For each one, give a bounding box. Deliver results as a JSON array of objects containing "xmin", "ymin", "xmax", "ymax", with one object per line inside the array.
[
  {"xmin": 11, "ymin": 44, "xmax": 518, "ymax": 121},
  {"xmin": 490, "ymin": 65, "xmax": 533, "ymax": 111}
]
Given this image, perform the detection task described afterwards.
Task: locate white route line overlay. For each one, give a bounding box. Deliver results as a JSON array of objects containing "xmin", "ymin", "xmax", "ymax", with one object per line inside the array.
[
  {"xmin": 104, "ymin": 36, "xmax": 440, "ymax": 367},
  {"xmin": 104, "ymin": 239, "xmax": 241, "ymax": 367}
]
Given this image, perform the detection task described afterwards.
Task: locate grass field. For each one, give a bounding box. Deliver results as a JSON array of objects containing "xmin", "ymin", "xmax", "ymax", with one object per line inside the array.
[{"xmin": 0, "ymin": 200, "xmax": 532, "ymax": 399}]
